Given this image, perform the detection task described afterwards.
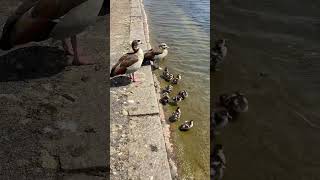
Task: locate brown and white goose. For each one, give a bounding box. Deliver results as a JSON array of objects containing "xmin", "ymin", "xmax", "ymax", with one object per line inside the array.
[
  {"xmin": 143, "ymin": 43, "xmax": 169, "ymax": 68},
  {"xmin": 0, "ymin": 0, "xmax": 108, "ymax": 65},
  {"xmin": 110, "ymin": 40, "xmax": 144, "ymax": 82}
]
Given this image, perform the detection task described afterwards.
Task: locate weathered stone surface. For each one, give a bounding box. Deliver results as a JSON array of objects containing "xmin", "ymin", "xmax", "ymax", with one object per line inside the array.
[
  {"xmin": 127, "ymin": 66, "xmax": 160, "ymax": 116},
  {"xmin": 110, "ymin": 0, "xmax": 172, "ymax": 179},
  {"xmin": 128, "ymin": 116, "xmax": 172, "ymax": 179},
  {"xmin": 62, "ymin": 174, "xmax": 106, "ymax": 180}
]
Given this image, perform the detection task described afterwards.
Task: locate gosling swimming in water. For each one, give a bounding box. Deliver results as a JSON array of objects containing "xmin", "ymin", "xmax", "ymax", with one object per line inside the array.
[
  {"xmin": 179, "ymin": 120, "xmax": 194, "ymax": 131},
  {"xmin": 171, "ymin": 74, "xmax": 182, "ymax": 84},
  {"xmin": 159, "ymin": 92, "xmax": 170, "ymax": 105},
  {"xmin": 211, "ymin": 109, "xmax": 232, "ymax": 133},
  {"xmin": 163, "ymin": 84, "xmax": 173, "ymax": 94},
  {"xmin": 212, "ymin": 144, "xmax": 226, "ymax": 180},
  {"xmin": 162, "ymin": 67, "xmax": 170, "ymax": 77},
  {"xmin": 178, "ymin": 90, "xmax": 188, "ymax": 99},
  {"xmin": 172, "ymin": 95, "xmax": 183, "ymax": 104},
  {"xmin": 219, "ymin": 92, "xmax": 248, "ymax": 113},
  {"xmin": 169, "ymin": 107, "xmax": 181, "ymax": 122},
  {"xmin": 165, "ymin": 73, "xmax": 174, "ymax": 82},
  {"xmin": 211, "ymin": 39, "xmax": 227, "ymax": 72}
]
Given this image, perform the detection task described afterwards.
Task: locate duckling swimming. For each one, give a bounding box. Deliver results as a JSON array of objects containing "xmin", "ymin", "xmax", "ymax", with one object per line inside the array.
[
  {"xmin": 178, "ymin": 90, "xmax": 188, "ymax": 99},
  {"xmin": 162, "ymin": 67, "xmax": 170, "ymax": 78},
  {"xmin": 165, "ymin": 73, "xmax": 174, "ymax": 82},
  {"xmin": 169, "ymin": 107, "xmax": 181, "ymax": 122},
  {"xmin": 212, "ymin": 144, "xmax": 226, "ymax": 180},
  {"xmin": 179, "ymin": 120, "xmax": 194, "ymax": 131},
  {"xmin": 219, "ymin": 92, "xmax": 248, "ymax": 113},
  {"xmin": 172, "ymin": 95, "xmax": 183, "ymax": 104},
  {"xmin": 211, "ymin": 39, "xmax": 227, "ymax": 72},
  {"xmin": 163, "ymin": 85, "xmax": 173, "ymax": 94},
  {"xmin": 159, "ymin": 93, "xmax": 170, "ymax": 105},
  {"xmin": 171, "ymin": 74, "xmax": 182, "ymax": 85},
  {"xmin": 211, "ymin": 109, "xmax": 232, "ymax": 132}
]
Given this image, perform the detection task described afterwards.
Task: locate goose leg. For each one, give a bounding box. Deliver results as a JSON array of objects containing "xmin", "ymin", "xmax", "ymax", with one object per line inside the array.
[
  {"xmin": 70, "ymin": 35, "xmax": 94, "ymax": 65},
  {"xmin": 132, "ymin": 73, "xmax": 140, "ymax": 82},
  {"xmin": 61, "ymin": 39, "xmax": 73, "ymax": 55}
]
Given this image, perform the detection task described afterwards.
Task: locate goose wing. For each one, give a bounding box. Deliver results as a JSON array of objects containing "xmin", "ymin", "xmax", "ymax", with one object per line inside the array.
[
  {"xmin": 111, "ymin": 53, "xmax": 139, "ymax": 76},
  {"xmin": 144, "ymin": 47, "xmax": 163, "ymax": 60}
]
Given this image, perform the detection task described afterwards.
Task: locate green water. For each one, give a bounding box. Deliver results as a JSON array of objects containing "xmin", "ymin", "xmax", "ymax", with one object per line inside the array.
[{"xmin": 144, "ymin": 0, "xmax": 210, "ymax": 179}]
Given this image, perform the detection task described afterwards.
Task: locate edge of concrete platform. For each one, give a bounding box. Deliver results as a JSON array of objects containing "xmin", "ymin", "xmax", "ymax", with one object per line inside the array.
[{"xmin": 126, "ymin": 0, "xmax": 174, "ymax": 179}]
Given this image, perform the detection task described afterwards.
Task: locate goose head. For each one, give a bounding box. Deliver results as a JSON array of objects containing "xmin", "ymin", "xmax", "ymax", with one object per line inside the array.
[
  {"xmin": 132, "ymin": 39, "xmax": 142, "ymax": 52},
  {"xmin": 159, "ymin": 43, "xmax": 169, "ymax": 49}
]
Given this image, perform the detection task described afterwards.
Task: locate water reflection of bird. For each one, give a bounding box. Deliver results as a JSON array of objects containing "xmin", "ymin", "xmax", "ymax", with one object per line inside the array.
[{"xmin": 211, "ymin": 39, "xmax": 227, "ymax": 71}]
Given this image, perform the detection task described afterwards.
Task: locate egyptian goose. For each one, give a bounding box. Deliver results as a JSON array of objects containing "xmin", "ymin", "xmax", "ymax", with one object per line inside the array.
[
  {"xmin": 0, "ymin": 0, "xmax": 108, "ymax": 65},
  {"xmin": 110, "ymin": 40, "xmax": 144, "ymax": 82},
  {"xmin": 143, "ymin": 43, "xmax": 169, "ymax": 68}
]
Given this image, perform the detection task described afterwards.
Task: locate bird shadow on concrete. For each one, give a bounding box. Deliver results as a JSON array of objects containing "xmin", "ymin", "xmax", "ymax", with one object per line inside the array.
[
  {"xmin": 0, "ymin": 46, "xmax": 68, "ymax": 82},
  {"xmin": 110, "ymin": 76, "xmax": 131, "ymax": 87}
]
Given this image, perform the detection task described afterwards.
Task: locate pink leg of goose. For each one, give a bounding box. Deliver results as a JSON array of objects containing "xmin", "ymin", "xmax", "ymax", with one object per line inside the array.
[
  {"xmin": 70, "ymin": 35, "xmax": 94, "ymax": 65},
  {"xmin": 61, "ymin": 39, "xmax": 73, "ymax": 55}
]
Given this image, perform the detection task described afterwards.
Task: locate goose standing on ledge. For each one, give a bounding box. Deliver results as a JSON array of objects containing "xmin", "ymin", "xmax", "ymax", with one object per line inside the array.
[
  {"xmin": 0, "ymin": 0, "xmax": 108, "ymax": 65},
  {"xmin": 143, "ymin": 43, "xmax": 169, "ymax": 69},
  {"xmin": 110, "ymin": 40, "xmax": 144, "ymax": 82}
]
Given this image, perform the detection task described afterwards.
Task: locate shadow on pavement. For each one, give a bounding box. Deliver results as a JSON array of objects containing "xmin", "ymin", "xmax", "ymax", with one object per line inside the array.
[
  {"xmin": 110, "ymin": 76, "xmax": 131, "ymax": 87},
  {"xmin": 0, "ymin": 46, "xmax": 68, "ymax": 82}
]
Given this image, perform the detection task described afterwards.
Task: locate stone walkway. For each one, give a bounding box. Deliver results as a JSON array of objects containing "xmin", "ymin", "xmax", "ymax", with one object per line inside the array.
[{"xmin": 110, "ymin": 0, "xmax": 172, "ymax": 179}]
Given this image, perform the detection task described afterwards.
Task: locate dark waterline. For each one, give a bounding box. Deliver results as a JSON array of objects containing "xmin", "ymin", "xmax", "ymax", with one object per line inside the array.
[
  {"xmin": 213, "ymin": 0, "xmax": 320, "ymax": 179},
  {"xmin": 144, "ymin": 0, "xmax": 210, "ymax": 178}
]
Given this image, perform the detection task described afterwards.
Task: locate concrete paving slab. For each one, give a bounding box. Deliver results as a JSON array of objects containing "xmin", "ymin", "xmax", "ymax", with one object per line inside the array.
[
  {"xmin": 128, "ymin": 115, "xmax": 172, "ymax": 180},
  {"xmin": 127, "ymin": 66, "xmax": 160, "ymax": 115},
  {"xmin": 131, "ymin": 7, "xmax": 142, "ymax": 17}
]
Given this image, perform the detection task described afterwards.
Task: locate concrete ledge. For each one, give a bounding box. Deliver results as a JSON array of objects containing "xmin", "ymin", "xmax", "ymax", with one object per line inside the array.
[
  {"xmin": 126, "ymin": 0, "xmax": 172, "ymax": 179},
  {"xmin": 128, "ymin": 116, "xmax": 172, "ymax": 180},
  {"xmin": 127, "ymin": 66, "xmax": 159, "ymax": 115}
]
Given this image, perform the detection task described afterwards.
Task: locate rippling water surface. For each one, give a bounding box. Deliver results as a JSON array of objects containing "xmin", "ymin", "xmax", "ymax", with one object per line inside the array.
[
  {"xmin": 144, "ymin": 0, "xmax": 210, "ymax": 178},
  {"xmin": 214, "ymin": 0, "xmax": 320, "ymax": 179}
]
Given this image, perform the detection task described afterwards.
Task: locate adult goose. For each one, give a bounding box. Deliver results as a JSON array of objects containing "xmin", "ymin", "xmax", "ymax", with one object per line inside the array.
[
  {"xmin": 0, "ymin": 0, "xmax": 108, "ymax": 65},
  {"xmin": 143, "ymin": 43, "xmax": 169, "ymax": 68},
  {"xmin": 110, "ymin": 40, "xmax": 144, "ymax": 82}
]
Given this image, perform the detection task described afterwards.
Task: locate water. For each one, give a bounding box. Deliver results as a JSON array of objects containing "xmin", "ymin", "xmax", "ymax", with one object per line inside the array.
[
  {"xmin": 213, "ymin": 0, "xmax": 320, "ymax": 179},
  {"xmin": 144, "ymin": 0, "xmax": 210, "ymax": 178}
]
